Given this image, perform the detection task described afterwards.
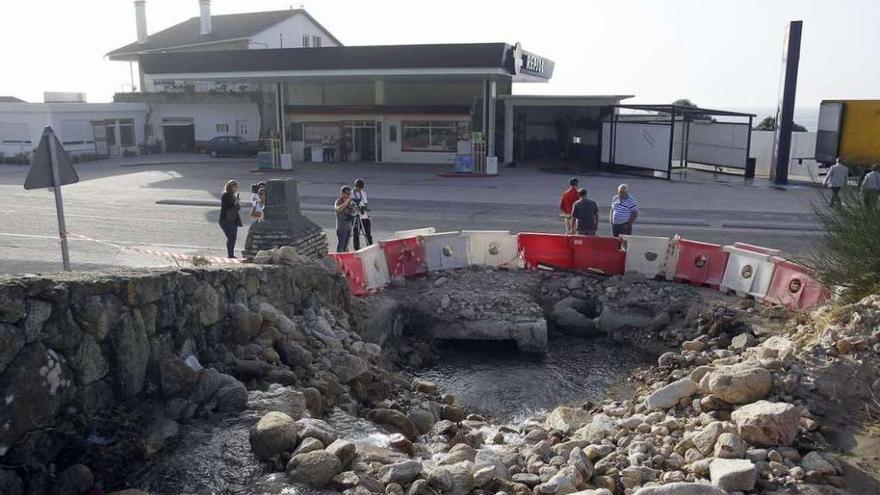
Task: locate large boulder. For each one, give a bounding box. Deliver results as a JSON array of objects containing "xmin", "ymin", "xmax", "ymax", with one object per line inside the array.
[
  {"xmin": 545, "ymin": 406, "xmax": 593, "ymax": 434},
  {"xmin": 646, "ymin": 378, "xmax": 697, "ymax": 410},
  {"xmin": 249, "ymin": 411, "xmax": 301, "ymax": 461},
  {"xmin": 296, "ymin": 418, "xmax": 339, "ymax": 446},
  {"xmin": 427, "ymin": 463, "xmax": 474, "ymax": 495},
  {"xmin": 730, "ymin": 400, "xmax": 800, "ymax": 447},
  {"xmin": 707, "ymin": 363, "xmax": 772, "ymax": 405},
  {"xmin": 709, "ymin": 458, "xmax": 756, "ymax": 491},
  {"xmin": 248, "ymin": 385, "xmax": 307, "ymax": 418},
  {"xmin": 329, "ymin": 352, "xmax": 369, "ymax": 383},
  {"xmin": 367, "ymin": 408, "xmax": 420, "ymax": 440},
  {"xmin": 326, "ymin": 439, "xmax": 357, "ymax": 470},
  {"xmin": 633, "ymin": 482, "xmax": 727, "ymax": 495},
  {"xmin": 287, "ymin": 450, "xmax": 341, "ymax": 488},
  {"xmin": 379, "ymin": 460, "xmax": 423, "ymax": 485},
  {"xmin": 574, "ymin": 414, "xmax": 618, "ymax": 442}
]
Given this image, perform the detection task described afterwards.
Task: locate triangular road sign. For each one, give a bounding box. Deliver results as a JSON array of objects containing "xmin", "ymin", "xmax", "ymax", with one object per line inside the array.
[{"xmin": 24, "ymin": 127, "xmax": 79, "ymax": 190}]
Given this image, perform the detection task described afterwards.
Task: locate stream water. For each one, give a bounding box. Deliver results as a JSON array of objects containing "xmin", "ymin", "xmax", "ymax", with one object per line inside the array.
[
  {"xmin": 130, "ymin": 335, "xmax": 652, "ymax": 493},
  {"xmin": 408, "ymin": 335, "xmax": 655, "ymax": 419}
]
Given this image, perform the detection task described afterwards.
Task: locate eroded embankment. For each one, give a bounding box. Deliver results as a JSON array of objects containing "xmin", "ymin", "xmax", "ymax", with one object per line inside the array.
[{"xmin": 0, "ymin": 248, "xmax": 877, "ymax": 495}]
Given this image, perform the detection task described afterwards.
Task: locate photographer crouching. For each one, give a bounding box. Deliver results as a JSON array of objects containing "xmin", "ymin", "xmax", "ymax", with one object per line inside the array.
[
  {"xmin": 352, "ymin": 178, "xmax": 373, "ymax": 250},
  {"xmin": 334, "ymin": 186, "xmax": 359, "ymax": 252}
]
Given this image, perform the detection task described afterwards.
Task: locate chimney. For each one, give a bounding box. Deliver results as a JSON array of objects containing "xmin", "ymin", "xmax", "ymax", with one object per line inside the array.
[
  {"xmin": 199, "ymin": 0, "xmax": 212, "ymax": 35},
  {"xmin": 134, "ymin": 0, "xmax": 148, "ymax": 44}
]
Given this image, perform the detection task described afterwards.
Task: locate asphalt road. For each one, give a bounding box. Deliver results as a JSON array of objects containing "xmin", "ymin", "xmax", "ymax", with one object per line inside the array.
[{"xmin": 0, "ymin": 156, "xmax": 825, "ymax": 275}]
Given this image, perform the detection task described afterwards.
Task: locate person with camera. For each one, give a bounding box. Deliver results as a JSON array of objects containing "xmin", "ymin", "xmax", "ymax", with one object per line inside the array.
[
  {"xmin": 334, "ymin": 186, "xmax": 359, "ymax": 252},
  {"xmin": 352, "ymin": 178, "xmax": 373, "ymax": 250}
]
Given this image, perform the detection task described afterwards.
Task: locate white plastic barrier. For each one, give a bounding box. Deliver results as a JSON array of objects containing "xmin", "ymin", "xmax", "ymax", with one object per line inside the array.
[
  {"xmin": 621, "ymin": 235, "xmax": 672, "ymax": 279},
  {"xmin": 421, "ymin": 231, "xmax": 469, "ymax": 272},
  {"xmin": 720, "ymin": 245, "xmax": 777, "ymax": 300},
  {"xmin": 355, "ymin": 244, "xmax": 390, "ymax": 290},
  {"xmin": 394, "ymin": 227, "xmax": 436, "ymax": 238},
  {"xmin": 462, "ymin": 230, "xmax": 520, "ymax": 268}
]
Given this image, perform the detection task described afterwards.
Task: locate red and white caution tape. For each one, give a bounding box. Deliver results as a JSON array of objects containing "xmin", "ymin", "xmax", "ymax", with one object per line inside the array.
[{"xmin": 67, "ymin": 233, "xmax": 242, "ymax": 265}]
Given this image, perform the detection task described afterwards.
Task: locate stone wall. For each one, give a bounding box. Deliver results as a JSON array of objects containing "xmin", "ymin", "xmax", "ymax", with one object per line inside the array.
[{"xmin": 0, "ymin": 262, "xmax": 348, "ymax": 461}]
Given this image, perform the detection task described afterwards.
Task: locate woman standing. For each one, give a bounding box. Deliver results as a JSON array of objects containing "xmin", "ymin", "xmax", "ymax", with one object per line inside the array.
[{"xmin": 219, "ymin": 180, "xmax": 243, "ymax": 258}]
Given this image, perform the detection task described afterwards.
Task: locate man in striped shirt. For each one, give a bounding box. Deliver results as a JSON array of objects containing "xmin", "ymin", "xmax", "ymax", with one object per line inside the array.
[{"xmin": 610, "ymin": 184, "xmax": 639, "ymax": 237}]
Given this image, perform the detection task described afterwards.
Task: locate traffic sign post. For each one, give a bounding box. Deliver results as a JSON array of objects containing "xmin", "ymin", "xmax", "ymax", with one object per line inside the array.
[{"xmin": 24, "ymin": 126, "xmax": 79, "ymax": 271}]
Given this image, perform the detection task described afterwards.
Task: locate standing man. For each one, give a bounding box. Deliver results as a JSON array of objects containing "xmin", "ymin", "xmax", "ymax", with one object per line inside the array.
[
  {"xmin": 823, "ymin": 159, "xmax": 849, "ymax": 207},
  {"xmin": 334, "ymin": 186, "xmax": 358, "ymax": 252},
  {"xmin": 559, "ymin": 177, "xmax": 581, "ymax": 234},
  {"xmin": 571, "ymin": 188, "xmax": 599, "ymax": 236},
  {"xmin": 352, "ymin": 178, "xmax": 373, "ymax": 250},
  {"xmin": 610, "ymin": 184, "xmax": 639, "ymax": 237},
  {"xmin": 861, "ymin": 164, "xmax": 880, "ymax": 206}
]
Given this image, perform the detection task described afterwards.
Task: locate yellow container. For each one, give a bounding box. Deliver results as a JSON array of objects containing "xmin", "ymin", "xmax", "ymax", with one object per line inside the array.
[{"xmin": 838, "ymin": 100, "xmax": 880, "ymax": 166}]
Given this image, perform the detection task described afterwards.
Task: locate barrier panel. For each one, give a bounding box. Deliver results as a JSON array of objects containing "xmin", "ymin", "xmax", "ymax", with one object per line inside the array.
[
  {"xmin": 394, "ymin": 227, "xmax": 436, "ymax": 238},
  {"xmin": 720, "ymin": 245, "xmax": 777, "ymax": 300},
  {"xmin": 462, "ymin": 230, "xmax": 520, "ymax": 268},
  {"xmin": 326, "ymin": 252, "xmax": 370, "ymax": 296},
  {"xmin": 732, "ymin": 242, "xmax": 780, "ymax": 256},
  {"xmin": 764, "ymin": 258, "xmax": 831, "ymax": 311},
  {"xmin": 379, "ymin": 237, "xmax": 427, "ymax": 278},
  {"xmin": 355, "ymin": 244, "xmax": 390, "ymax": 291},
  {"xmin": 621, "ymin": 235, "xmax": 672, "ymax": 279},
  {"xmin": 569, "ymin": 236, "xmax": 626, "ymax": 275},
  {"xmin": 421, "ymin": 231, "xmax": 469, "ymax": 271},
  {"xmin": 673, "ymin": 238, "xmax": 729, "ymax": 288},
  {"xmin": 517, "ymin": 233, "xmax": 574, "ymax": 270}
]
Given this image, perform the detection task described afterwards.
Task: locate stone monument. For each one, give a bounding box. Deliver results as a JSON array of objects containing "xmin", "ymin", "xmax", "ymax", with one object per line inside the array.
[{"xmin": 243, "ymin": 178, "xmax": 327, "ymax": 259}]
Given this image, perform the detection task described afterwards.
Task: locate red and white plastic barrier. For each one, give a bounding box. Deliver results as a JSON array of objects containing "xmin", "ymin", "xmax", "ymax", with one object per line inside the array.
[
  {"xmin": 421, "ymin": 232, "xmax": 470, "ymax": 271},
  {"xmin": 394, "ymin": 227, "xmax": 436, "ymax": 238},
  {"xmin": 326, "ymin": 227, "xmax": 830, "ymax": 311},
  {"xmin": 463, "ymin": 230, "xmax": 520, "ymax": 268},
  {"xmin": 720, "ymin": 244, "xmax": 778, "ymax": 300},
  {"xmin": 764, "ymin": 257, "xmax": 831, "ymax": 310},
  {"xmin": 518, "ymin": 233, "xmax": 574, "ymax": 270},
  {"xmin": 620, "ymin": 235, "xmax": 673, "ymax": 279},
  {"xmin": 672, "ymin": 238, "xmax": 729, "ymax": 288},
  {"xmin": 379, "ymin": 237, "xmax": 427, "ymax": 278},
  {"xmin": 569, "ymin": 236, "xmax": 626, "ymax": 275},
  {"xmin": 355, "ymin": 244, "xmax": 391, "ymax": 291}
]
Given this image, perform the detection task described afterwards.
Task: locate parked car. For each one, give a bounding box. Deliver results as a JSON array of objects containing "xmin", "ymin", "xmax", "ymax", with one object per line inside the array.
[{"xmin": 203, "ymin": 136, "xmax": 261, "ymax": 157}]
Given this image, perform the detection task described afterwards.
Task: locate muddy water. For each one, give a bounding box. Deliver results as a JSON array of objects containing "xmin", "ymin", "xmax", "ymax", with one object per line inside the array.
[{"xmin": 408, "ymin": 336, "xmax": 655, "ymax": 419}]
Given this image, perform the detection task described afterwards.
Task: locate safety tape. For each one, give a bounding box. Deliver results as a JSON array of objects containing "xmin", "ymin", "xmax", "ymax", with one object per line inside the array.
[{"xmin": 66, "ymin": 233, "xmax": 243, "ymax": 265}]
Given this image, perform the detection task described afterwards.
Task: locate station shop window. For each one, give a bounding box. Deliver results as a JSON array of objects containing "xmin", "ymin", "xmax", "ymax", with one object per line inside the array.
[
  {"xmin": 302, "ymin": 35, "xmax": 310, "ymax": 47},
  {"xmin": 312, "ymin": 36, "xmax": 322, "ymax": 47},
  {"xmin": 0, "ymin": 122, "xmax": 31, "ymax": 144},
  {"xmin": 216, "ymin": 123, "xmax": 229, "ymax": 133},
  {"xmin": 401, "ymin": 121, "xmax": 464, "ymax": 152}
]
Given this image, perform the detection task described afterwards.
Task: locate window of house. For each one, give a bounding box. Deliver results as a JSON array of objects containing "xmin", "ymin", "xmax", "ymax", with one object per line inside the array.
[
  {"xmin": 302, "ymin": 35, "xmax": 310, "ymax": 47},
  {"xmin": 388, "ymin": 125, "xmax": 397, "ymax": 143},
  {"xmin": 290, "ymin": 123, "xmax": 304, "ymax": 141},
  {"xmin": 60, "ymin": 120, "xmax": 93, "ymax": 145},
  {"xmin": 216, "ymin": 123, "xmax": 229, "ymax": 133},
  {"xmin": 312, "ymin": 36, "xmax": 322, "ymax": 47},
  {"xmin": 401, "ymin": 121, "xmax": 462, "ymax": 152}
]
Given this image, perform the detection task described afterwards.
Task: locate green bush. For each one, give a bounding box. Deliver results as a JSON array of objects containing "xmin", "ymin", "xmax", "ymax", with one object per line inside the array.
[{"xmin": 803, "ymin": 189, "xmax": 880, "ymax": 302}]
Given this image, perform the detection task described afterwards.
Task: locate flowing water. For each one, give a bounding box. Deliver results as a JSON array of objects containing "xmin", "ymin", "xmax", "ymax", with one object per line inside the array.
[
  {"xmin": 129, "ymin": 335, "xmax": 650, "ymax": 493},
  {"xmin": 408, "ymin": 335, "xmax": 655, "ymax": 419}
]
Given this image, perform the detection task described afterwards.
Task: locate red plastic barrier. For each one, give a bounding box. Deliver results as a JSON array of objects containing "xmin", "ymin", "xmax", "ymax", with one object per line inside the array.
[
  {"xmin": 569, "ymin": 236, "xmax": 625, "ymax": 275},
  {"xmin": 326, "ymin": 252, "xmax": 369, "ymax": 296},
  {"xmin": 379, "ymin": 237, "xmax": 427, "ymax": 278},
  {"xmin": 764, "ymin": 258, "xmax": 831, "ymax": 311},
  {"xmin": 518, "ymin": 233, "xmax": 574, "ymax": 270},
  {"xmin": 673, "ymin": 238, "xmax": 730, "ymax": 288}
]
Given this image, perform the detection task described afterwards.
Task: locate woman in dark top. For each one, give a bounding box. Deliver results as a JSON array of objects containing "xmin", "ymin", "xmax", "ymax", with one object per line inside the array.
[{"xmin": 219, "ymin": 180, "xmax": 242, "ymax": 258}]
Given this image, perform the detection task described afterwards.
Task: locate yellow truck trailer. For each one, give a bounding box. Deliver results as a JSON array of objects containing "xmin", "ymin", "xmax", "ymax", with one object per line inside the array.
[{"xmin": 816, "ymin": 100, "xmax": 880, "ymax": 173}]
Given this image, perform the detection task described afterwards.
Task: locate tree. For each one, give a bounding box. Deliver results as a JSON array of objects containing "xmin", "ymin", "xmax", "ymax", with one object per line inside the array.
[
  {"xmin": 754, "ymin": 116, "xmax": 807, "ymax": 132},
  {"xmin": 672, "ymin": 98, "xmax": 698, "ymax": 108}
]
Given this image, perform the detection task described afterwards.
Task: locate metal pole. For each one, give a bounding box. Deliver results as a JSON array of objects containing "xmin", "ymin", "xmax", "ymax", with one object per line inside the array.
[{"xmin": 48, "ymin": 134, "xmax": 71, "ymax": 271}]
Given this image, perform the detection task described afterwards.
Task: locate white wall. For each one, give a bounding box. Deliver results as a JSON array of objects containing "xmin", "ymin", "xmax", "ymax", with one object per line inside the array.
[
  {"xmin": 0, "ymin": 103, "xmax": 147, "ymax": 157},
  {"xmin": 250, "ymin": 14, "xmax": 340, "ymax": 49},
  {"xmin": 750, "ymin": 130, "xmax": 820, "ymax": 180},
  {"xmin": 148, "ymin": 103, "xmax": 260, "ymax": 142}
]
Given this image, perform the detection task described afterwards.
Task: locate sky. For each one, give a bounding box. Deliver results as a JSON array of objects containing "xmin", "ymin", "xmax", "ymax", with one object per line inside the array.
[{"xmin": 1, "ymin": 0, "xmax": 878, "ymax": 113}]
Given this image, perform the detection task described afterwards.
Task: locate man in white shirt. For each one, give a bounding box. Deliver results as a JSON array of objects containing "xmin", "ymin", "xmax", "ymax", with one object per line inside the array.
[
  {"xmin": 610, "ymin": 184, "xmax": 639, "ymax": 237},
  {"xmin": 823, "ymin": 159, "xmax": 849, "ymax": 207},
  {"xmin": 862, "ymin": 164, "xmax": 880, "ymax": 206},
  {"xmin": 352, "ymin": 178, "xmax": 373, "ymax": 250}
]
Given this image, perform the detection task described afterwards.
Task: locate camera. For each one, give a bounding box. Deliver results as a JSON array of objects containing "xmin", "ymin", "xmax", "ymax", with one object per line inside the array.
[{"xmin": 251, "ymin": 182, "xmax": 266, "ymax": 194}]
